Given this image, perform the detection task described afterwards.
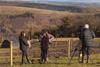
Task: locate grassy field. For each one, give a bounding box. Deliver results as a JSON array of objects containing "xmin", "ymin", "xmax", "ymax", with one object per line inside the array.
[
  {"xmin": 0, "ymin": 38, "xmax": 100, "ymax": 67},
  {"xmin": 0, "ymin": 54, "xmax": 100, "ymax": 67}
]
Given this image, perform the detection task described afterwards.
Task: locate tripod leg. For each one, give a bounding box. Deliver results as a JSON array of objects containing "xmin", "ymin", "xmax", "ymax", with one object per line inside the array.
[{"xmin": 68, "ymin": 49, "xmax": 77, "ymax": 64}]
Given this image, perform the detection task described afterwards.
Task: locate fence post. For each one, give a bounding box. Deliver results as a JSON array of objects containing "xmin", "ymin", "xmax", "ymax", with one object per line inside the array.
[
  {"xmin": 10, "ymin": 41, "xmax": 13, "ymax": 67},
  {"xmin": 68, "ymin": 39, "xmax": 71, "ymax": 59}
]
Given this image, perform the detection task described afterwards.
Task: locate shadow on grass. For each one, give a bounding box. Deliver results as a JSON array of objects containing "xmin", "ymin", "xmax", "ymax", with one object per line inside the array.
[{"xmin": 0, "ymin": 62, "xmax": 10, "ymax": 64}]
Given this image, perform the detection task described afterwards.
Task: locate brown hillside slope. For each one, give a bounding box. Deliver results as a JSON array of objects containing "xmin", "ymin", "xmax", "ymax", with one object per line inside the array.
[
  {"xmin": 0, "ymin": 6, "xmax": 75, "ymax": 34},
  {"xmin": 0, "ymin": 5, "xmax": 100, "ymax": 36}
]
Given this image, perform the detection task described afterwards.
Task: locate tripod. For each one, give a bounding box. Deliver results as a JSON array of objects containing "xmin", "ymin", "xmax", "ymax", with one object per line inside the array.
[
  {"xmin": 68, "ymin": 41, "xmax": 82, "ymax": 64},
  {"xmin": 68, "ymin": 42, "xmax": 96, "ymax": 64}
]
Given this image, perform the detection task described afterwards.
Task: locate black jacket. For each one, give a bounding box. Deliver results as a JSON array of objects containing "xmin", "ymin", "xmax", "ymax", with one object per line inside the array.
[
  {"xmin": 39, "ymin": 34, "xmax": 49, "ymax": 49},
  {"xmin": 19, "ymin": 36, "xmax": 29, "ymax": 51},
  {"xmin": 77, "ymin": 27, "xmax": 84, "ymax": 41},
  {"xmin": 83, "ymin": 29, "xmax": 95, "ymax": 47}
]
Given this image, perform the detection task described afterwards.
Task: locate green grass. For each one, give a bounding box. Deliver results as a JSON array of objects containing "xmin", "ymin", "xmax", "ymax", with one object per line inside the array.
[
  {"xmin": 13, "ymin": 63, "xmax": 100, "ymax": 67},
  {"xmin": 0, "ymin": 54, "xmax": 100, "ymax": 67},
  {"xmin": 0, "ymin": 38, "xmax": 100, "ymax": 67}
]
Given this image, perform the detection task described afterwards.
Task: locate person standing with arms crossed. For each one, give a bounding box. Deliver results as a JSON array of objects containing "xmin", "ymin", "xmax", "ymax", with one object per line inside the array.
[{"xmin": 19, "ymin": 31, "xmax": 31, "ymax": 64}]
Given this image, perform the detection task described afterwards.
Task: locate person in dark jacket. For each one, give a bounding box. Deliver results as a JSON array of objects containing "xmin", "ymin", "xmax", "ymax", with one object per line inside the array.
[
  {"xmin": 19, "ymin": 31, "xmax": 30, "ymax": 64},
  {"xmin": 80, "ymin": 24, "xmax": 95, "ymax": 63},
  {"xmin": 77, "ymin": 25, "xmax": 84, "ymax": 62},
  {"xmin": 77, "ymin": 25, "xmax": 84, "ymax": 41},
  {"xmin": 39, "ymin": 30, "xmax": 54, "ymax": 64}
]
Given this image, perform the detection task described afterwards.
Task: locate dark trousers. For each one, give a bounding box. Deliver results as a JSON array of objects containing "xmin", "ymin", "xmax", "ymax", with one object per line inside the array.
[
  {"xmin": 40, "ymin": 47, "xmax": 48, "ymax": 63},
  {"xmin": 21, "ymin": 50, "xmax": 30, "ymax": 64},
  {"xmin": 81, "ymin": 46, "xmax": 90, "ymax": 63}
]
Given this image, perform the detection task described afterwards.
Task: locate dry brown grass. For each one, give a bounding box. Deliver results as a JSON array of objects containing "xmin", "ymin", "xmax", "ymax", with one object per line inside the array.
[{"xmin": 0, "ymin": 6, "xmax": 75, "ymax": 16}]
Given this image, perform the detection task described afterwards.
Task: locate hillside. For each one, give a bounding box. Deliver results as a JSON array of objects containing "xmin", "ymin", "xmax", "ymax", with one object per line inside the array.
[
  {"xmin": 0, "ymin": 2, "xmax": 100, "ymax": 44},
  {"xmin": 0, "ymin": 5, "xmax": 75, "ymax": 34},
  {"xmin": 0, "ymin": 1, "xmax": 86, "ymax": 12},
  {"xmin": 0, "ymin": 1, "xmax": 100, "ymax": 13}
]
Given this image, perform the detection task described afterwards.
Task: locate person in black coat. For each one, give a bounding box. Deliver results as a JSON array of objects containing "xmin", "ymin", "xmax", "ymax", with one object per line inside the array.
[
  {"xmin": 77, "ymin": 25, "xmax": 84, "ymax": 62},
  {"xmin": 39, "ymin": 30, "xmax": 54, "ymax": 64},
  {"xmin": 77, "ymin": 25, "xmax": 84, "ymax": 42},
  {"xmin": 19, "ymin": 31, "xmax": 30, "ymax": 64},
  {"xmin": 80, "ymin": 24, "xmax": 95, "ymax": 63}
]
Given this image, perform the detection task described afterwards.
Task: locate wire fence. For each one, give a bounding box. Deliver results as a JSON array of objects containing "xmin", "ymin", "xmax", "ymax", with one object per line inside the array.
[{"xmin": 0, "ymin": 38, "xmax": 100, "ymax": 66}]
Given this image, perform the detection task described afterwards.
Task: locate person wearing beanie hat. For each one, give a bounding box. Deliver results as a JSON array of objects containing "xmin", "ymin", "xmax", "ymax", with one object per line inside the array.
[
  {"xmin": 80, "ymin": 24, "xmax": 95, "ymax": 63},
  {"xmin": 84, "ymin": 24, "xmax": 89, "ymax": 29}
]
